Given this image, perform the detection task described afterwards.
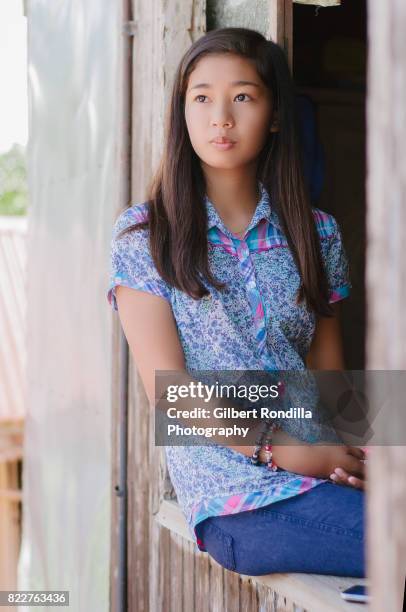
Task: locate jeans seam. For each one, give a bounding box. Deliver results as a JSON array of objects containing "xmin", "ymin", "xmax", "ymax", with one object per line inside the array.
[
  {"xmin": 205, "ymin": 521, "xmax": 236, "ymax": 571},
  {"xmin": 254, "ymin": 507, "xmax": 364, "ymax": 541}
]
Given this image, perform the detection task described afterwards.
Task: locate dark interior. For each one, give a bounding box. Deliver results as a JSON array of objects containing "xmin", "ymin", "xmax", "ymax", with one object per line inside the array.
[{"xmin": 294, "ymin": 0, "xmax": 367, "ymax": 369}]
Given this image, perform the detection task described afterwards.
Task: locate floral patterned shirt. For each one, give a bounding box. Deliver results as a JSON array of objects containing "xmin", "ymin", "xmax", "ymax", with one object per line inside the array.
[{"xmin": 107, "ymin": 182, "xmax": 352, "ymax": 552}]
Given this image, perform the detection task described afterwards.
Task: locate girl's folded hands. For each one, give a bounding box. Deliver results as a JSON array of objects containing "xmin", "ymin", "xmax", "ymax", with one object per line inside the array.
[
  {"xmin": 271, "ymin": 429, "xmax": 367, "ymax": 490},
  {"xmin": 328, "ymin": 446, "xmax": 366, "ymax": 490}
]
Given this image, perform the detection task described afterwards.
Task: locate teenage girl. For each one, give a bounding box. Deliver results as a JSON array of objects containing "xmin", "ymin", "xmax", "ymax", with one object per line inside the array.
[{"xmin": 107, "ymin": 28, "xmax": 366, "ymax": 577}]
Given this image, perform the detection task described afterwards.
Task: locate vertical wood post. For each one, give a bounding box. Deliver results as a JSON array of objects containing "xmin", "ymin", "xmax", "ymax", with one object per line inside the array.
[
  {"xmin": 268, "ymin": 0, "xmax": 293, "ymax": 72},
  {"xmin": 109, "ymin": 0, "xmax": 132, "ymax": 609},
  {"xmin": 366, "ymin": 1, "xmax": 406, "ymax": 610}
]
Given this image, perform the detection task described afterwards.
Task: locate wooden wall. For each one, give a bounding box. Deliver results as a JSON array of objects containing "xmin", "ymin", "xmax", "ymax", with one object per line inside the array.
[
  {"xmin": 151, "ymin": 531, "xmax": 309, "ymax": 611},
  {"xmin": 127, "ymin": 1, "xmax": 206, "ymax": 610}
]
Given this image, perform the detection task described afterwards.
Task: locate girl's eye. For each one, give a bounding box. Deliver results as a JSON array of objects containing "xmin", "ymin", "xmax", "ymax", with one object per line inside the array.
[
  {"xmin": 194, "ymin": 93, "xmax": 252, "ymax": 103},
  {"xmin": 235, "ymin": 93, "xmax": 251, "ymax": 102}
]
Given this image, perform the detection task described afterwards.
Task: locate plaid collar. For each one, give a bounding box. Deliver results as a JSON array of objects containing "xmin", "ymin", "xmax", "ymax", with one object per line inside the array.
[{"xmin": 204, "ymin": 181, "xmax": 282, "ymax": 237}]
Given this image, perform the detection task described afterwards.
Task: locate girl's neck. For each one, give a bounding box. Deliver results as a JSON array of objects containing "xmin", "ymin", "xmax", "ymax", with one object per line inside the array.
[{"xmin": 204, "ymin": 170, "xmax": 261, "ymax": 236}]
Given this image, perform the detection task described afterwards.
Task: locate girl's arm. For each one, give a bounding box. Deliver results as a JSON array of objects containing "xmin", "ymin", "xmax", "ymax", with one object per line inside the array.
[
  {"xmin": 306, "ymin": 302, "xmax": 345, "ymax": 370},
  {"xmin": 115, "ymin": 285, "xmax": 186, "ymax": 405},
  {"xmin": 300, "ymin": 300, "xmax": 366, "ymax": 488},
  {"xmin": 115, "ymin": 284, "xmax": 264, "ymax": 456},
  {"xmin": 115, "ymin": 285, "xmax": 365, "ymax": 484}
]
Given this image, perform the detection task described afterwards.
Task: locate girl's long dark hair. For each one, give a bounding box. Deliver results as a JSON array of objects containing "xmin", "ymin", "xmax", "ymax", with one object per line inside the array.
[{"xmin": 118, "ymin": 27, "xmax": 334, "ymax": 317}]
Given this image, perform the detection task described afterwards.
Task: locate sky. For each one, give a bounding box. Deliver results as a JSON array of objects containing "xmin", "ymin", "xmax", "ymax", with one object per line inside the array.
[{"xmin": 0, "ymin": 0, "xmax": 28, "ymax": 154}]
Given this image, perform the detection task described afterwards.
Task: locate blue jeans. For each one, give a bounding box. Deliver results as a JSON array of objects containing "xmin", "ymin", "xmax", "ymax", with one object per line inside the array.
[{"xmin": 195, "ymin": 481, "xmax": 365, "ymax": 577}]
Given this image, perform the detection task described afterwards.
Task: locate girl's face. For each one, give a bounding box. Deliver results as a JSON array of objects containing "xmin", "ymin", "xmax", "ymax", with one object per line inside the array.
[{"xmin": 184, "ymin": 53, "xmax": 275, "ymax": 171}]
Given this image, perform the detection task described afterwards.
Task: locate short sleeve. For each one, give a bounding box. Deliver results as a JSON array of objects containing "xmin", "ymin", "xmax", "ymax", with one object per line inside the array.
[
  {"xmin": 322, "ymin": 215, "xmax": 352, "ymax": 304},
  {"xmin": 107, "ymin": 205, "xmax": 172, "ymax": 311}
]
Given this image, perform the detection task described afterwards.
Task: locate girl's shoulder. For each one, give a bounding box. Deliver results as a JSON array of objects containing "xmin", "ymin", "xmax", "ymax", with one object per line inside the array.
[
  {"xmin": 311, "ymin": 207, "xmax": 340, "ymax": 240},
  {"xmin": 108, "ymin": 201, "xmax": 172, "ymax": 309},
  {"xmin": 113, "ymin": 201, "xmax": 150, "ymax": 238}
]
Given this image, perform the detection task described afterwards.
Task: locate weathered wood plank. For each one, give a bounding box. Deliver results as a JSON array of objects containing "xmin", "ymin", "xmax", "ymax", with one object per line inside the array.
[
  {"xmin": 109, "ymin": 0, "xmax": 132, "ymax": 608},
  {"xmin": 170, "ymin": 532, "xmax": 184, "ymax": 612},
  {"xmin": 155, "ymin": 498, "xmax": 193, "ymax": 541},
  {"xmin": 268, "ymin": 0, "xmax": 293, "ymax": 71},
  {"xmin": 128, "ymin": 370, "xmax": 150, "ymax": 612},
  {"xmin": 257, "ymin": 581, "xmax": 277, "ymax": 612},
  {"xmin": 149, "ymin": 522, "xmax": 171, "ymax": 612},
  {"xmin": 274, "ymin": 592, "xmax": 296, "ymax": 612},
  {"xmin": 224, "ymin": 569, "xmax": 240, "ymax": 611},
  {"xmin": 366, "ymin": 1, "xmax": 406, "ymax": 611},
  {"xmin": 240, "ymin": 575, "xmax": 259, "ymax": 612},
  {"xmin": 182, "ymin": 538, "xmax": 196, "ymax": 610},
  {"xmin": 208, "ymin": 558, "xmax": 224, "ymax": 612},
  {"xmin": 129, "ymin": 1, "xmax": 206, "ymax": 610},
  {"xmin": 195, "ymin": 549, "xmax": 210, "ymax": 612},
  {"xmin": 0, "ymin": 460, "xmax": 20, "ymax": 593},
  {"xmin": 252, "ymin": 573, "xmax": 368, "ymax": 612}
]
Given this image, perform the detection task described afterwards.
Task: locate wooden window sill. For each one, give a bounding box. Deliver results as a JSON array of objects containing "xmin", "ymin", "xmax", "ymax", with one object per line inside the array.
[{"xmin": 155, "ymin": 499, "xmax": 369, "ymax": 612}]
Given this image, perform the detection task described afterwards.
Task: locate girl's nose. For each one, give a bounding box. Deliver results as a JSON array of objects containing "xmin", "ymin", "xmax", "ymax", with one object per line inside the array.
[{"xmin": 211, "ymin": 118, "xmax": 233, "ymax": 128}]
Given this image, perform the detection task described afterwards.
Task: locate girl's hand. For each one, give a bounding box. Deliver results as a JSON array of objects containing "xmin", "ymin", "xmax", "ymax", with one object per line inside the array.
[
  {"xmin": 311, "ymin": 444, "xmax": 366, "ymax": 490},
  {"xmin": 310, "ymin": 444, "xmax": 366, "ymax": 489},
  {"xmin": 329, "ymin": 467, "xmax": 364, "ymax": 489},
  {"xmin": 329, "ymin": 447, "xmax": 367, "ymax": 490},
  {"xmin": 271, "ymin": 430, "xmax": 366, "ymax": 488}
]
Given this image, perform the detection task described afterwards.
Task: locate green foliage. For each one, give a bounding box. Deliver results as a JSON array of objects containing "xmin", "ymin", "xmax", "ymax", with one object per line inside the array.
[{"xmin": 0, "ymin": 143, "xmax": 28, "ymax": 216}]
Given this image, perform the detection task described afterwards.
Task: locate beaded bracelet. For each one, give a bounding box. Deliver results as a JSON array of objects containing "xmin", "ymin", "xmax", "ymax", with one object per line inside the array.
[
  {"xmin": 250, "ymin": 419, "xmax": 270, "ymax": 466},
  {"xmin": 262, "ymin": 422, "xmax": 280, "ymax": 471},
  {"xmin": 250, "ymin": 380, "xmax": 284, "ymax": 470},
  {"xmin": 250, "ymin": 419, "xmax": 280, "ymax": 471},
  {"xmin": 265, "ymin": 380, "xmax": 284, "ymax": 471}
]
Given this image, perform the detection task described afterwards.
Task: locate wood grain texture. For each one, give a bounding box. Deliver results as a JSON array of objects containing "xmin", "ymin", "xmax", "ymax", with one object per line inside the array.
[
  {"xmin": 268, "ymin": 1, "xmax": 293, "ymax": 72},
  {"xmin": 252, "ymin": 573, "xmax": 368, "ymax": 612},
  {"xmin": 195, "ymin": 548, "xmax": 210, "ymax": 612},
  {"xmin": 240, "ymin": 575, "xmax": 259, "ymax": 611},
  {"xmin": 128, "ymin": 1, "xmax": 206, "ymax": 610},
  {"xmin": 209, "ymin": 558, "xmax": 225, "ymax": 612},
  {"xmin": 366, "ymin": 0, "xmax": 406, "ymax": 610},
  {"xmin": 169, "ymin": 532, "xmax": 184, "ymax": 612},
  {"xmin": 109, "ymin": 2, "xmax": 132, "ymax": 611},
  {"xmin": 257, "ymin": 581, "xmax": 277, "ymax": 612},
  {"xmin": 182, "ymin": 538, "xmax": 196, "ymax": 610},
  {"xmin": 128, "ymin": 368, "xmax": 150, "ymax": 612},
  {"xmin": 0, "ymin": 460, "xmax": 20, "ymax": 597},
  {"xmin": 224, "ymin": 569, "xmax": 240, "ymax": 610}
]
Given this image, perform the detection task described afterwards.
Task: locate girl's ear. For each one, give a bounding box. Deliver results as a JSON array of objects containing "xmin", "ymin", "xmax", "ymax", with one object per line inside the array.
[{"xmin": 270, "ymin": 111, "xmax": 279, "ymax": 133}]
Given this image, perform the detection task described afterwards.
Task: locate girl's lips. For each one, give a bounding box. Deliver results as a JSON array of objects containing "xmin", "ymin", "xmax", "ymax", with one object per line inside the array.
[{"xmin": 211, "ymin": 141, "xmax": 236, "ymax": 150}]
